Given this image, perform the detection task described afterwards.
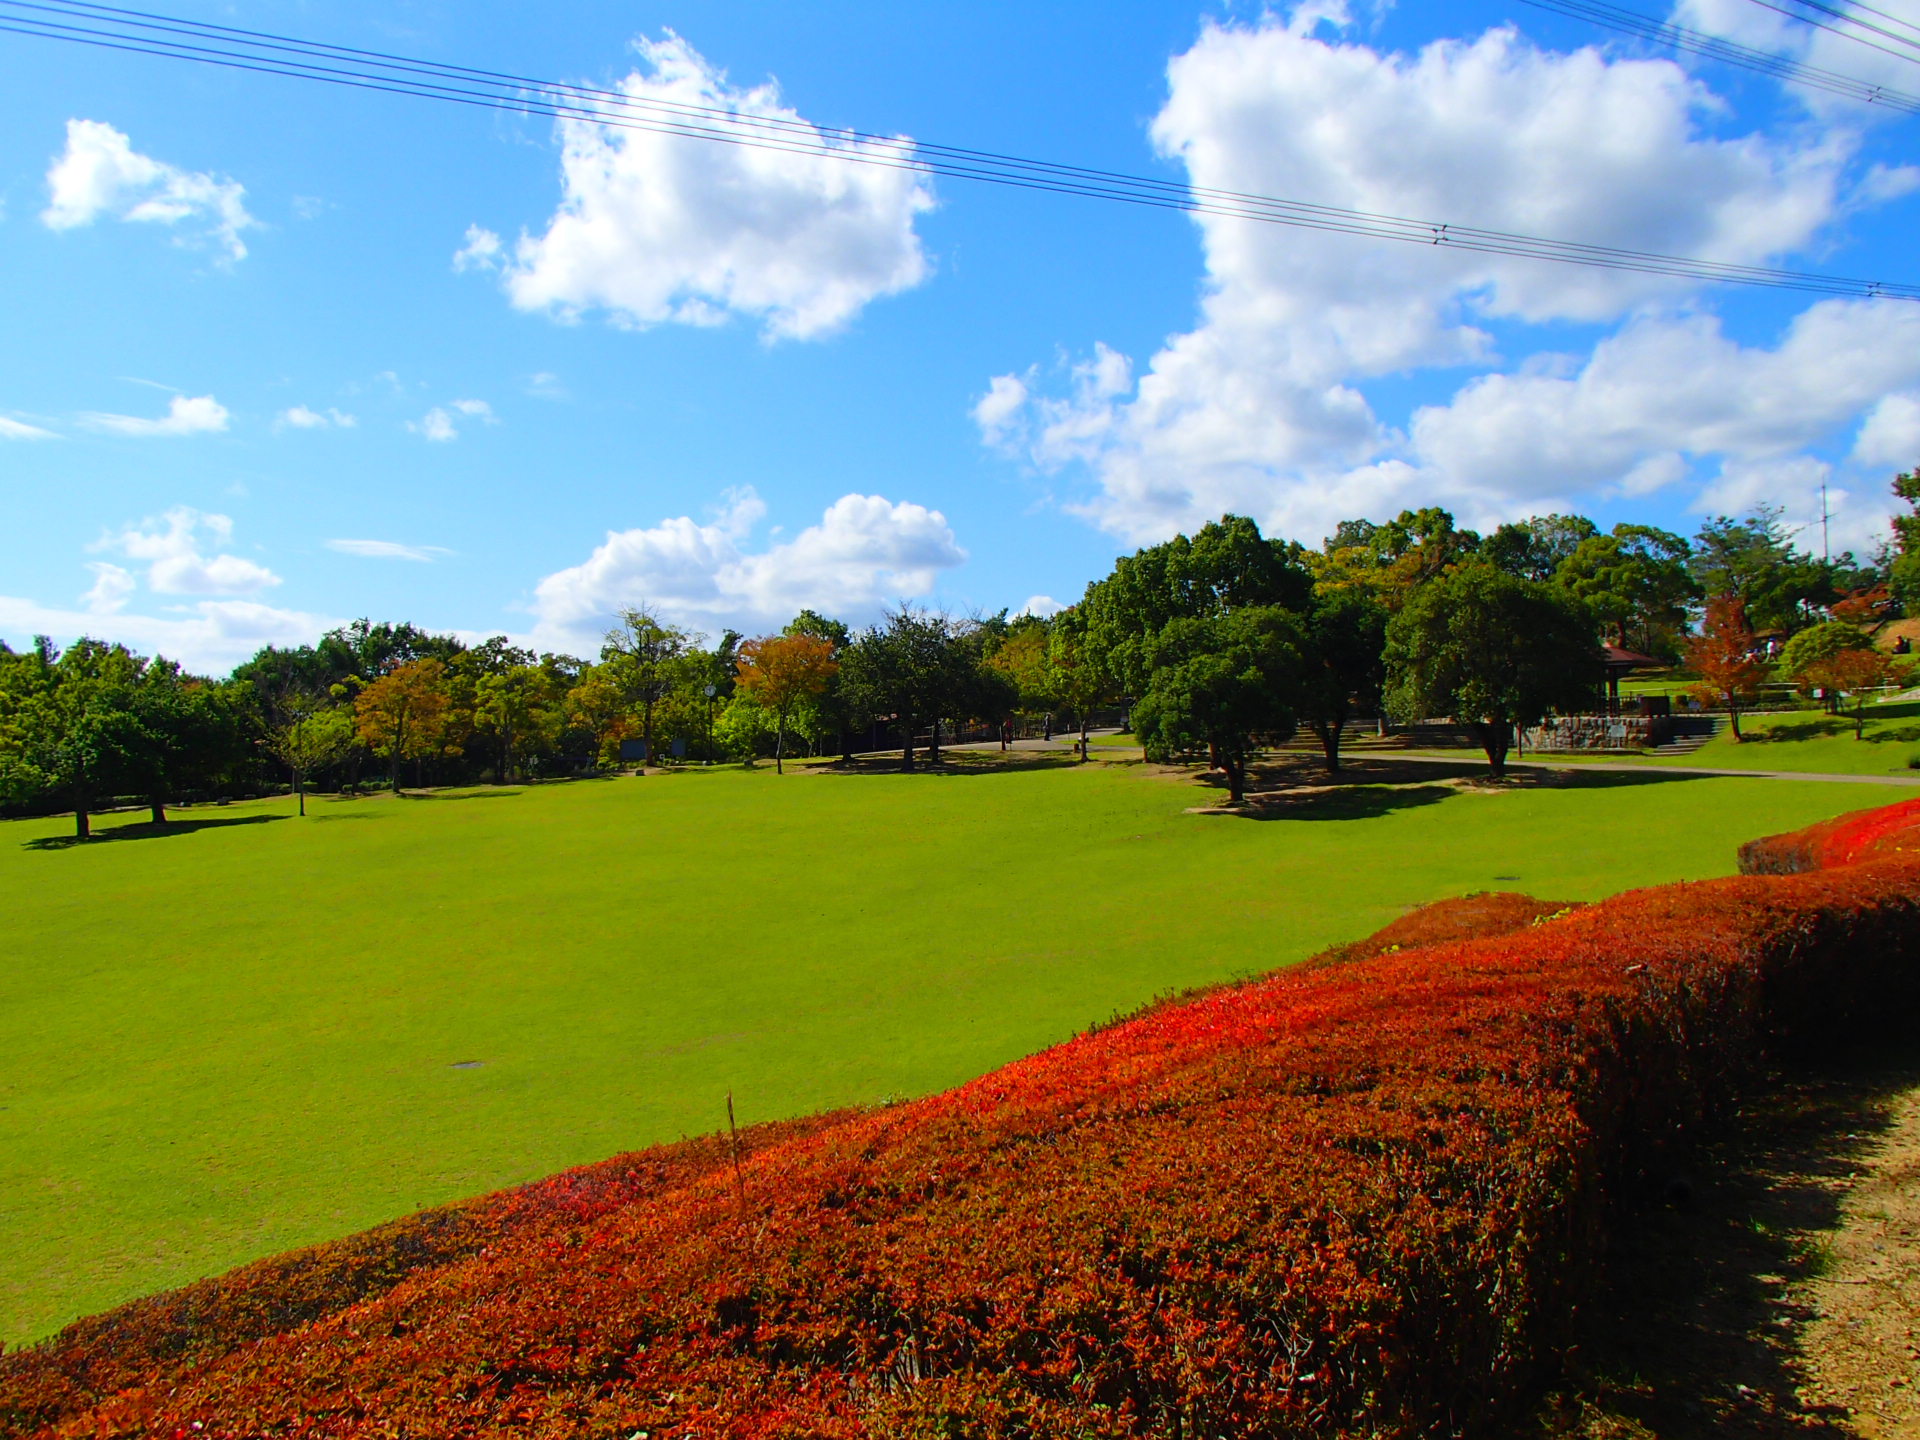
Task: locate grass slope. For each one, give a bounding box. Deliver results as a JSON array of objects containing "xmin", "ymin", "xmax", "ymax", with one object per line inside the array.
[
  {"xmin": 1639, "ymin": 699, "xmax": 1920, "ymax": 775},
  {"xmin": 0, "ymin": 758, "xmax": 1902, "ymax": 1345}
]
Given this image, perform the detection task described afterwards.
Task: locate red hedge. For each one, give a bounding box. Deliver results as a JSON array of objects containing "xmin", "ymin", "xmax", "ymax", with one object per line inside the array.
[{"xmin": 6, "ymin": 804, "xmax": 1920, "ymax": 1439}]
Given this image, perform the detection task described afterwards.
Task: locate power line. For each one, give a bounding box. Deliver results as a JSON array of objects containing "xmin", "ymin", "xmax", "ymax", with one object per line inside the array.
[
  {"xmin": 2, "ymin": 0, "xmax": 1915, "ymax": 301},
  {"xmin": 1741, "ymin": 0, "xmax": 1920, "ymax": 65},
  {"xmin": 1512, "ymin": 0, "xmax": 1920, "ymax": 109}
]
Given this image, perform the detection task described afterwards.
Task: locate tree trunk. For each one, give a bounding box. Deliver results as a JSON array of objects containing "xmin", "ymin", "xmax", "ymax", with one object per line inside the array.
[
  {"xmin": 74, "ymin": 791, "xmax": 91, "ymax": 841},
  {"xmin": 296, "ymin": 765, "xmax": 306, "ymax": 817},
  {"xmin": 1224, "ymin": 755, "xmax": 1245, "ymax": 804},
  {"xmin": 1728, "ymin": 699, "xmax": 1744, "ymax": 742},
  {"xmin": 775, "ymin": 716, "xmax": 786, "ymax": 774},
  {"xmin": 840, "ymin": 727, "xmax": 854, "ymax": 764},
  {"xmin": 1312, "ymin": 718, "xmax": 1343, "ymax": 774},
  {"xmin": 901, "ymin": 733, "xmax": 915, "ymax": 771},
  {"xmin": 150, "ymin": 795, "xmax": 167, "ymax": 825},
  {"xmin": 1473, "ymin": 721, "xmax": 1511, "ymax": 778}
]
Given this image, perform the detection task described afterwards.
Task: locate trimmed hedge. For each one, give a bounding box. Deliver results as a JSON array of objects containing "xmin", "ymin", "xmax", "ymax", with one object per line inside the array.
[{"xmin": 6, "ymin": 803, "xmax": 1920, "ymax": 1438}]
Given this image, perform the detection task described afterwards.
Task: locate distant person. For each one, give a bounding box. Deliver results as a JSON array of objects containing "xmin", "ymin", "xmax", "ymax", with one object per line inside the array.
[{"xmin": 1043, "ymin": 715, "xmax": 1053, "ymax": 741}]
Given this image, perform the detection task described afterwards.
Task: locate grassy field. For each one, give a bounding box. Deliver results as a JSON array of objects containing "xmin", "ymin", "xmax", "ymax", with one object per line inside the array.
[
  {"xmin": 1, "ymin": 756, "xmax": 1907, "ymax": 1345},
  {"xmin": 1636, "ymin": 698, "xmax": 1920, "ymax": 775}
]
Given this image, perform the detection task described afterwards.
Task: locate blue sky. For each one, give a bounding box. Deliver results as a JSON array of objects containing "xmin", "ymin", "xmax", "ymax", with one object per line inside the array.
[{"xmin": 2, "ymin": 0, "xmax": 1917, "ymax": 672}]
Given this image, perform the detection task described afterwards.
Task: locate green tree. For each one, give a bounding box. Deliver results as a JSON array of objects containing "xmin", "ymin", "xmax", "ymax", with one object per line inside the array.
[
  {"xmin": 0, "ymin": 637, "xmax": 148, "ymax": 838},
  {"xmin": 1385, "ymin": 563, "xmax": 1601, "ymax": 777},
  {"xmin": 1889, "ymin": 465, "xmax": 1920, "ymax": 613},
  {"xmin": 1297, "ymin": 586, "xmax": 1387, "ymax": 773},
  {"xmin": 1553, "ymin": 524, "xmax": 1698, "ymax": 658},
  {"xmin": 1079, "ymin": 514, "xmax": 1311, "ymax": 697},
  {"xmin": 602, "ymin": 605, "xmax": 697, "ymax": 769},
  {"xmin": 840, "ymin": 607, "xmax": 971, "ymax": 770},
  {"xmin": 1690, "ymin": 508, "xmax": 1834, "ymax": 634},
  {"xmin": 1481, "ymin": 514, "xmax": 1599, "ymax": 582},
  {"xmin": 264, "ymin": 696, "xmax": 356, "ymax": 815},
  {"xmin": 1777, "ymin": 620, "xmax": 1875, "ymax": 710},
  {"xmin": 783, "ymin": 611, "xmax": 862, "ymax": 762},
  {"xmin": 1130, "ymin": 608, "xmax": 1303, "ymax": 804}
]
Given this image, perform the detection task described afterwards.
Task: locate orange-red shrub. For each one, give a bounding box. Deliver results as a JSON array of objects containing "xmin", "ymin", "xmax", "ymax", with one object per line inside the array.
[
  {"xmin": 1740, "ymin": 794, "xmax": 1920, "ymax": 874},
  {"xmin": 1303, "ymin": 890, "xmax": 1582, "ymax": 968},
  {"xmin": 6, "ymin": 805, "xmax": 1920, "ymax": 1439}
]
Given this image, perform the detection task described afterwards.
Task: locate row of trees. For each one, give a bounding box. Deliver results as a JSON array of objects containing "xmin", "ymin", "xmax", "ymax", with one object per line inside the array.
[{"xmin": 3, "ymin": 479, "xmax": 1913, "ymax": 830}]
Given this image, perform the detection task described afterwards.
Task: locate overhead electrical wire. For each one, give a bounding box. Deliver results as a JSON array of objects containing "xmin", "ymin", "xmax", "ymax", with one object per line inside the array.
[
  {"xmin": 1743, "ymin": 0, "xmax": 1920, "ymax": 63},
  {"xmin": 1, "ymin": 0, "xmax": 1914, "ymax": 302},
  {"xmin": 1513, "ymin": 0, "xmax": 1920, "ymax": 109}
]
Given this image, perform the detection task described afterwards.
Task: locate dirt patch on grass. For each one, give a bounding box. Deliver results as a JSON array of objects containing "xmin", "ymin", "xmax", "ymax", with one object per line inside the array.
[{"xmin": 1528, "ymin": 1051, "xmax": 1920, "ymax": 1438}]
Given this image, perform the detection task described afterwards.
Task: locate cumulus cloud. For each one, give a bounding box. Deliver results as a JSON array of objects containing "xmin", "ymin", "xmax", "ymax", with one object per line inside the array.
[
  {"xmin": 0, "ymin": 595, "xmax": 333, "ymax": 676},
  {"xmin": 530, "ymin": 486, "xmax": 966, "ymax": 650},
  {"xmin": 42, "ymin": 119, "xmax": 255, "ymax": 262},
  {"xmin": 0, "ymin": 415, "xmax": 58, "ymax": 440},
  {"xmin": 276, "ymin": 405, "xmax": 357, "ymax": 430},
  {"xmin": 1853, "ymin": 393, "xmax": 1920, "ymax": 473},
  {"xmin": 464, "ymin": 32, "xmax": 934, "ymax": 340},
  {"xmin": 1018, "ymin": 595, "xmax": 1065, "ymax": 618},
  {"xmin": 1672, "ymin": 0, "xmax": 1920, "ymax": 122},
  {"xmin": 80, "ymin": 562, "xmax": 135, "ymax": 614},
  {"xmin": 81, "ymin": 394, "xmax": 230, "ymax": 438},
  {"xmin": 93, "ymin": 507, "xmax": 280, "ymax": 596},
  {"xmin": 978, "ymin": 14, "xmax": 1894, "ymax": 548},
  {"xmin": 326, "ymin": 538, "xmax": 451, "ymax": 562},
  {"xmin": 410, "ymin": 399, "xmax": 495, "ymax": 442}
]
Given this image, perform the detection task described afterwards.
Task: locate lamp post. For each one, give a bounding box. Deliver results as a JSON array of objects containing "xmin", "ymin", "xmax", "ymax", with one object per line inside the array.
[{"xmin": 704, "ymin": 683, "xmax": 717, "ymax": 764}]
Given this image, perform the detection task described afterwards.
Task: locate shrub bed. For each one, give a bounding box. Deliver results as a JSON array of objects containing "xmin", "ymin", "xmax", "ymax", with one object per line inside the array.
[{"xmin": 6, "ymin": 805, "xmax": 1920, "ymax": 1438}]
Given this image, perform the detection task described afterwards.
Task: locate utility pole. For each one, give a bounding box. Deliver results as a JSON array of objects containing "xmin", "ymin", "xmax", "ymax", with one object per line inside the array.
[{"xmin": 1821, "ymin": 481, "xmax": 1832, "ymax": 563}]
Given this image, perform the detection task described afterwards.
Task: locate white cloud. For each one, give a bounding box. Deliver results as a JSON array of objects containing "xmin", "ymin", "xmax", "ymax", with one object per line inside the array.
[
  {"xmin": 0, "ymin": 415, "xmax": 58, "ymax": 440},
  {"xmin": 93, "ymin": 506, "xmax": 280, "ymax": 596},
  {"xmin": 977, "ymin": 15, "xmax": 1885, "ymax": 547},
  {"xmin": 326, "ymin": 538, "xmax": 451, "ymax": 562},
  {"xmin": 1407, "ymin": 301, "xmax": 1920, "ymax": 499},
  {"xmin": 1018, "ymin": 594, "xmax": 1065, "ymax": 618},
  {"xmin": 0, "ymin": 596, "xmax": 333, "ymax": 676},
  {"xmin": 410, "ymin": 399, "xmax": 496, "ymax": 442},
  {"xmin": 530, "ymin": 486, "xmax": 966, "ymax": 650},
  {"xmin": 1672, "ymin": 0, "xmax": 1920, "ymax": 122},
  {"xmin": 470, "ymin": 32, "xmax": 934, "ymax": 341},
  {"xmin": 1854, "ymin": 393, "xmax": 1920, "ymax": 473},
  {"xmin": 81, "ymin": 394, "xmax": 230, "ymax": 438},
  {"xmin": 80, "ymin": 562, "xmax": 135, "ymax": 615},
  {"xmin": 277, "ymin": 405, "xmax": 357, "ymax": 430},
  {"xmin": 42, "ymin": 119, "xmax": 255, "ymax": 262}
]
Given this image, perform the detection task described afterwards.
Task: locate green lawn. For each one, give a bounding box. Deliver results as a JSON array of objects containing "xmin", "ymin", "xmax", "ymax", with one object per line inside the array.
[
  {"xmin": 1, "ymin": 759, "xmax": 1905, "ymax": 1344},
  {"xmin": 1636, "ymin": 699, "xmax": 1920, "ymax": 775}
]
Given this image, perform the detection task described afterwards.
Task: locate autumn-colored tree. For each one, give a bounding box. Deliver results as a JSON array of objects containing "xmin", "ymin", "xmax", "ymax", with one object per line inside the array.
[
  {"xmin": 1803, "ymin": 647, "xmax": 1894, "ymax": 740},
  {"xmin": 734, "ymin": 633, "xmax": 838, "ymax": 773},
  {"xmin": 1684, "ymin": 596, "xmax": 1766, "ymax": 741},
  {"xmin": 353, "ymin": 657, "xmax": 451, "ymax": 792}
]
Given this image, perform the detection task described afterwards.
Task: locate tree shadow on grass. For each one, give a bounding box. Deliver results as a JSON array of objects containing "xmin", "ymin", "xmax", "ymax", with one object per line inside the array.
[
  {"xmin": 24, "ymin": 814, "xmax": 287, "ymax": 851},
  {"xmin": 1207, "ymin": 782, "xmax": 1460, "ymax": 822},
  {"xmin": 805, "ymin": 751, "xmax": 1087, "ymax": 778},
  {"xmin": 1527, "ymin": 1046, "xmax": 1920, "ymax": 1439},
  {"xmin": 396, "ymin": 788, "xmax": 526, "ymax": 801}
]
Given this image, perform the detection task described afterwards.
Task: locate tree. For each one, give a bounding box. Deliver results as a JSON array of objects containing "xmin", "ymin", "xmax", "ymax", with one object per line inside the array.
[
  {"xmin": 1778, "ymin": 621, "xmax": 1875, "ymax": 711},
  {"xmin": 1804, "ymin": 647, "xmax": 1894, "ymax": 739},
  {"xmin": 783, "ymin": 611, "xmax": 862, "ymax": 762},
  {"xmin": 1080, "ymin": 514, "xmax": 1312, "ymax": 697},
  {"xmin": 353, "ymin": 658, "xmax": 451, "ymax": 791},
  {"xmin": 1130, "ymin": 608, "xmax": 1302, "ymax": 804},
  {"xmin": 1384, "ymin": 564, "xmax": 1601, "ymax": 777},
  {"xmin": 1553, "ymin": 523, "xmax": 1698, "ymax": 658},
  {"xmin": 1888, "ymin": 465, "xmax": 1920, "ymax": 613},
  {"xmin": 840, "ymin": 608, "xmax": 970, "ymax": 770},
  {"xmin": 264, "ymin": 697, "xmax": 355, "ymax": 815},
  {"xmin": 734, "ymin": 634, "xmax": 839, "ymax": 773},
  {"xmin": 1481, "ymin": 514, "xmax": 1599, "ymax": 582},
  {"xmin": 1690, "ymin": 508, "xmax": 1834, "ymax": 634},
  {"xmin": 0, "ymin": 638, "xmax": 148, "ymax": 838},
  {"xmin": 1046, "ymin": 612, "xmax": 1118, "ymax": 759},
  {"xmin": 602, "ymin": 605, "xmax": 697, "ymax": 769},
  {"xmin": 1296, "ymin": 586, "xmax": 1387, "ymax": 773},
  {"xmin": 473, "ymin": 665, "xmax": 559, "ymax": 783},
  {"xmin": 1683, "ymin": 596, "xmax": 1767, "ymax": 741}
]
